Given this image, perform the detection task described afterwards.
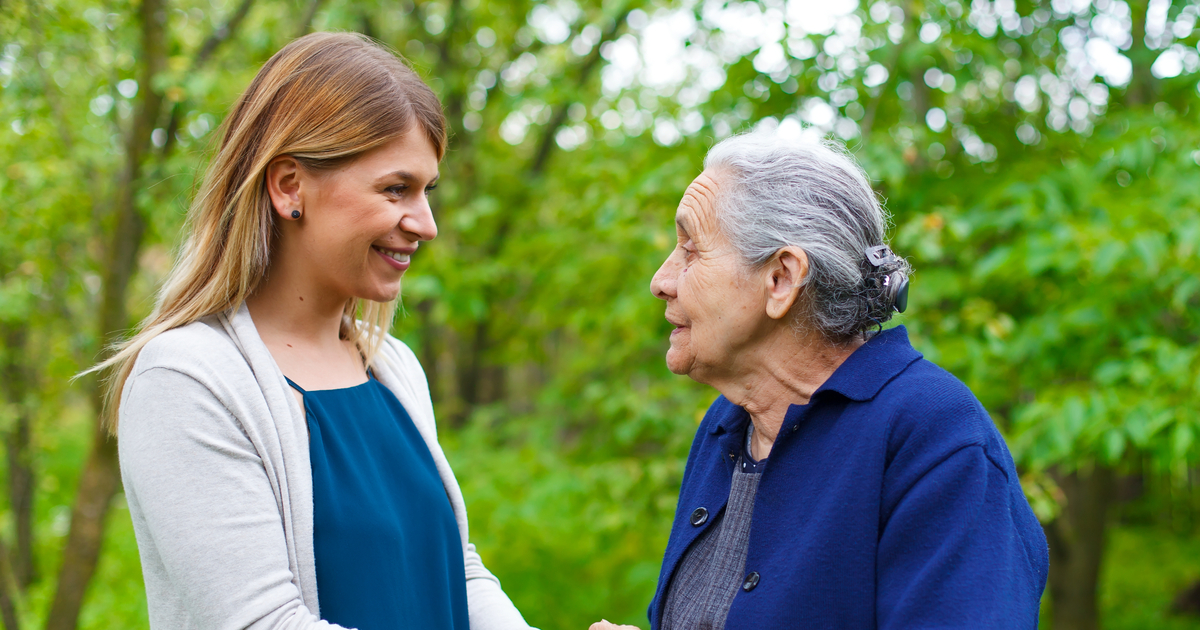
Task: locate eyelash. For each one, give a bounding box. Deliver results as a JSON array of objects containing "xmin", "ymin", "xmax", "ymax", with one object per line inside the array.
[{"xmin": 387, "ymin": 184, "xmax": 438, "ymax": 196}]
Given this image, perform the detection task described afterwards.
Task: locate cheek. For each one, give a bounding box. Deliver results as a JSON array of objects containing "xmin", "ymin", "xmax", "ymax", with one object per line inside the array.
[{"xmin": 679, "ymin": 264, "xmax": 720, "ymax": 314}]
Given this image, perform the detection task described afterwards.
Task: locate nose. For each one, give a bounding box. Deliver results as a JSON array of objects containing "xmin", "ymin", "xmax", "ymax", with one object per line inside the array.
[
  {"xmin": 401, "ymin": 195, "xmax": 438, "ymax": 242},
  {"xmin": 651, "ymin": 249, "xmax": 680, "ymax": 301}
]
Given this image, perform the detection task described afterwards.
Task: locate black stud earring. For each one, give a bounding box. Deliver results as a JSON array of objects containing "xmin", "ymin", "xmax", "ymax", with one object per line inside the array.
[{"xmin": 290, "ymin": 209, "xmax": 301, "ymax": 219}]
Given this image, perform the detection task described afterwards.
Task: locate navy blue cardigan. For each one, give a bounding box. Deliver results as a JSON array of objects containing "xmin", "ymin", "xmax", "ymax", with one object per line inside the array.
[{"xmin": 648, "ymin": 326, "xmax": 1048, "ymax": 629}]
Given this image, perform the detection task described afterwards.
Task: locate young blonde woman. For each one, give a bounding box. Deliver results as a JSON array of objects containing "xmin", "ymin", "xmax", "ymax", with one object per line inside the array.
[{"xmin": 98, "ymin": 33, "xmax": 532, "ymax": 630}]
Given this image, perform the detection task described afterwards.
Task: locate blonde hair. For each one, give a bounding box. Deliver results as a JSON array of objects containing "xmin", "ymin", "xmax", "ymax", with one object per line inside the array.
[{"xmin": 91, "ymin": 32, "xmax": 446, "ymax": 433}]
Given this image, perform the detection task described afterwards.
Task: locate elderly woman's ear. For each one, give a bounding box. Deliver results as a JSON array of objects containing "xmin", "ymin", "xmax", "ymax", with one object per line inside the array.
[{"xmin": 764, "ymin": 245, "xmax": 809, "ymax": 320}]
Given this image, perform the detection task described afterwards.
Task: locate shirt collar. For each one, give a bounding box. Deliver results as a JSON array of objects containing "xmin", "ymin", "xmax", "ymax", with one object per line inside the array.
[
  {"xmin": 812, "ymin": 325, "xmax": 923, "ymax": 402},
  {"xmin": 711, "ymin": 325, "xmax": 922, "ymax": 435}
]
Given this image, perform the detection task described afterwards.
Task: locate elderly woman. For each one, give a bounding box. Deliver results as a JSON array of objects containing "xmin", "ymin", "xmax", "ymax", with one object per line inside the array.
[{"xmin": 594, "ymin": 129, "xmax": 1047, "ymax": 630}]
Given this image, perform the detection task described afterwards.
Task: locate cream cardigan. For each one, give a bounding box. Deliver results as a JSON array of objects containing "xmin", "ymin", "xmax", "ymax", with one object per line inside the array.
[{"xmin": 118, "ymin": 304, "xmax": 532, "ymax": 630}]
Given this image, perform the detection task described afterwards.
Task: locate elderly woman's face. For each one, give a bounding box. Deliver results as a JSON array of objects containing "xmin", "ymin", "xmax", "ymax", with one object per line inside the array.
[{"xmin": 650, "ymin": 171, "xmax": 772, "ymax": 381}]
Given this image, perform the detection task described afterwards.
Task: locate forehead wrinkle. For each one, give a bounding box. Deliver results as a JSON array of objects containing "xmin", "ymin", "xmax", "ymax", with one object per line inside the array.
[{"xmin": 680, "ymin": 173, "xmax": 725, "ymax": 246}]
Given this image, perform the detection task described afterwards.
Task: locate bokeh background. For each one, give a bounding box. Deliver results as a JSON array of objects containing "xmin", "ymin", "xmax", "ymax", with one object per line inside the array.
[{"xmin": 3, "ymin": 0, "xmax": 1200, "ymax": 628}]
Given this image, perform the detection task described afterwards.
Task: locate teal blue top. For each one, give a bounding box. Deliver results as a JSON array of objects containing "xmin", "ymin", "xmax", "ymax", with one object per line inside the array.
[{"xmin": 286, "ymin": 374, "xmax": 469, "ymax": 630}]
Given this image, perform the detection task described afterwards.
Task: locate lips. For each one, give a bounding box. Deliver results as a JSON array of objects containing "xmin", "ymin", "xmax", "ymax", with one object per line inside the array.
[
  {"xmin": 372, "ymin": 245, "xmax": 413, "ymax": 270},
  {"xmin": 666, "ymin": 314, "xmax": 688, "ymax": 336}
]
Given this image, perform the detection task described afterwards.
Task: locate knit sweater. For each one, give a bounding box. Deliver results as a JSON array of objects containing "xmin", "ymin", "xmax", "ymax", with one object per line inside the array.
[
  {"xmin": 118, "ymin": 304, "xmax": 532, "ymax": 630},
  {"xmin": 648, "ymin": 326, "xmax": 1049, "ymax": 629}
]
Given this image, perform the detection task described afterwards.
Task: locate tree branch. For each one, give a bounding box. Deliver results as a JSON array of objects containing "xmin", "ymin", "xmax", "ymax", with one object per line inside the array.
[
  {"xmin": 195, "ymin": 0, "xmax": 255, "ymax": 69},
  {"xmin": 160, "ymin": 0, "xmax": 257, "ymax": 158},
  {"xmin": 860, "ymin": 0, "xmax": 918, "ymax": 142},
  {"xmin": 529, "ymin": 6, "xmax": 632, "ymax": 177},
  {"xmin": 436, "ymin": 0, "xmax": 463, "ymax": 77},
  {"xmin": 297, "ymin": 0, "xmax": 326, "ymax": 37},
  {"xmin": 484, "ymin": 5, "xmax": 634, "ymax": 257},
  {"xmin": 454, "ymin": 5, "xmax": 636, "ymax": 412},
  {"xmin": 24, "ymin": 3, "xmax": 75, "ymax": 152}
]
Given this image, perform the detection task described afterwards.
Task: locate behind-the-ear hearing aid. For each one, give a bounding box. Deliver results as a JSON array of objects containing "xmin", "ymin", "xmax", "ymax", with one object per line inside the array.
[{"xmin": 864, "ymin": 245, "xmax": 910, "ymax": 314}]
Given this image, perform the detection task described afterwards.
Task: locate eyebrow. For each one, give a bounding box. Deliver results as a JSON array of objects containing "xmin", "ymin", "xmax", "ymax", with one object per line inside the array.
[{"xmin": 378, "ymin": 171, "xmax": 440, "ymax": 185}]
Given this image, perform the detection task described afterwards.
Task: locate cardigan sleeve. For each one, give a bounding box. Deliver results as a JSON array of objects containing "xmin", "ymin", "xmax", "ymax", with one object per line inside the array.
[
  {"xmin": 875, "ymin": 444, "xmax": 1043, "ymax": 629},
  {"xmin": 119, "ymin": 366, "xmax": 343, "ymax": 630},
  {"xmin": 463, "ymin": 548, "xmax": 535, "ymax": 630}
]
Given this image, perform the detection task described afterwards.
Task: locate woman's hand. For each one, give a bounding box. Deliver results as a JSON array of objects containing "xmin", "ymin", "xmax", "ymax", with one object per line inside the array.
[{"xmin": 588, "ymin": 621, "xmax": 639, "ymax": 630}]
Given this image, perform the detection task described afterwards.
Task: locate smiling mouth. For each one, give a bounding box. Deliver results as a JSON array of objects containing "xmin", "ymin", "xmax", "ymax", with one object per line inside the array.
[{"xmin": 372, "ymin": 246, "xmax": 411, "ymax": 264}]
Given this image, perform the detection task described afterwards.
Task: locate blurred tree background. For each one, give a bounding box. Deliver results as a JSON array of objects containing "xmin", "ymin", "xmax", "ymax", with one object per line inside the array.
[{"xmin": 1, "ymin": 0, "xmax": 1200, "ymax": 628}]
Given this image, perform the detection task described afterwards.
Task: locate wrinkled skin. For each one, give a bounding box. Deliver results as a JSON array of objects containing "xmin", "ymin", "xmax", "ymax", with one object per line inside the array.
[{"xmin": 649, "ymin": 171, "xmax": 776, "ymax": 383}]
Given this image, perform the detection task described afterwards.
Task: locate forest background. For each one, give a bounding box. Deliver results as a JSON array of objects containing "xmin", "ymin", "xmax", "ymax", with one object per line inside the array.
[{"xmin": 2, "ymin": 0, "xmax": 1200, "ymax": 628}]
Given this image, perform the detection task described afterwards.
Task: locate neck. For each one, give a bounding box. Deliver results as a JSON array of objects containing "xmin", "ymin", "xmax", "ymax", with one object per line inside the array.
[
  {"xmin": 717, "ymin": 328, "xmax": 863, "ymax": 459},
  {"xmin": 245, "ymin": 254, "xmax": 348, "ymax": 346}
]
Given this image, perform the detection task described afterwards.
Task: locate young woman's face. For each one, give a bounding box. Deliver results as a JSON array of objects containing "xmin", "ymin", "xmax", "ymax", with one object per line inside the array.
[{"xmin": 279, "ymin": 129, "xmax": 440, "ymax": 304}]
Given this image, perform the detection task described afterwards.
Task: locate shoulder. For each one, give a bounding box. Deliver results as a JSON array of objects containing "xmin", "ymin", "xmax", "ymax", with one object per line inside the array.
[
  {"xmin": 132, "ymin": 315, "xmax": 244, "ymax": 380},
  {"xmin": 378, "ymin": 332, "xmax": 420, "ymax": 365},
  {"xmin": 372, "ymin": 332, "xmax": 435, "ymax": 417},
  {"xmin": 888, "ymin": 357, "xmax": 988, "ymax": 432},
  {"xmin": 122, "ymin": 315, "xmax": 260, "ymax": 423},
  {"xmin": 880, "ymin": 357, "xmax": 993, "ymax": 444},
  {"xmin": 877, "ymin": 357, "xmax": 1015, "ymax": 480},
  {"xmin": 374, "ymin": 333, "xmax": 426, "ymax": 383}
]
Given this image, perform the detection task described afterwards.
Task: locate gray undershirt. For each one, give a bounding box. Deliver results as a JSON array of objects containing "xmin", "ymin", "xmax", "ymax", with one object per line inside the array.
[{"xmin": 662, "ymin": 426, "xmax": 764, "ymax": 630}]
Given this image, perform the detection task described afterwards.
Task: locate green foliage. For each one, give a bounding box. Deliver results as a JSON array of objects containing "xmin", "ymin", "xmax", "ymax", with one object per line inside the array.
[
  {"xmin": 887, "ymin": 110, "xmax": 1200, "ymax": 472},
  {"xmin": 3, "ymin": 0, "xmax": 1200, "ymax": 627},
  {"xmin": 4, "ymin": 405, "xmax": 148, "ymax": 629},
  {"xmin": 1096, "ymin": 526, "xmax": 1200, "ymax": 630}
]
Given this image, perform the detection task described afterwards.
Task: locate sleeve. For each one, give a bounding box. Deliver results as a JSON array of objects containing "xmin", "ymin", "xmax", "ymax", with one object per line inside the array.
[
  {"xmin": 464, "ymin": 543, "xmax": 536, "ymax": 630},
  {"xmin": 876, "ymin": 445, "xmax": 1042, "ymax": 630},
  {"xmin": 119, "ymin": 367, "xmax": 344, "ymax": 630}
]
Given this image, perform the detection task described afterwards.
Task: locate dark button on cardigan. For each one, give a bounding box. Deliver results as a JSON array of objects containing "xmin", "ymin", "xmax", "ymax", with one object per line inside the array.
[{"xmin": 647, "ymin": 326, "xmax": 1049, "ymax": 630}]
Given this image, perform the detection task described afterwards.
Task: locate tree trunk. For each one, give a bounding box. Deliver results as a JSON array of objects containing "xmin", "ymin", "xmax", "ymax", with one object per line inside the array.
[
  {"xmin": 42, "ymin": 431, "xmax": 118, "ymax": 630},
  {"xmin": 414, "ymin": 299, "xmax": 441, "ymax": 403},
  {"xmin": 1044, "ymin": 465, "xmax": 1115, "ymax": 630},
  {"xmin": 47, "ymin": 0, "xmax": 261, "ymax": 621},
  {"xmin": 1125, "ymin": 0, "xmax": 1154, "ymax": 107},
  {"xmin": 0, "ymin": 325, "xmax": 36, "ymax": 588},
  {"xmin": 5, "ymin": 415, "xmax": 35, "ymax": 589},
  {"xmin": 45, "ymin": 0, "xmax": 167, "ymax": 627},
  {"xmin": 0, "ymin": 535, "xmax": 22, "ymax": 630}
]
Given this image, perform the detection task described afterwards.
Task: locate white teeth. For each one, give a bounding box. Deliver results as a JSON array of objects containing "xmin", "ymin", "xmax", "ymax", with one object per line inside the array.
[{"xmin": 375, "ymin": 247, "xmax": 410, "ymax": 263}]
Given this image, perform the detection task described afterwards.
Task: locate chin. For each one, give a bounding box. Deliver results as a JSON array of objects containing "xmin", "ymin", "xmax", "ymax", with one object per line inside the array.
[
  {"xmin": 664, "ymin": 348, "xmax": 693, "ymax": 376},
  {"xmin": 358, "ymin": 284, "xmax": 402, "ymax": 303}
]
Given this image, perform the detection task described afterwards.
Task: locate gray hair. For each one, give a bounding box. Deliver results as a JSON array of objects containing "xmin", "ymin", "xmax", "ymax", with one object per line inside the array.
[{"xmin": 705, "ymin": 127, "xmax": 911, "ymax": 342}]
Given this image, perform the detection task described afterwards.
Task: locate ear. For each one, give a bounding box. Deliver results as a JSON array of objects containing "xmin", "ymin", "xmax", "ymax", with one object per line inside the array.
[
  {"xmin": 265, "ymin": 155, "xmax": 303, "ymax": 219},
  {"xmin": 763, "ymin": 246, "xmax": 809, "ymax": 320}
]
